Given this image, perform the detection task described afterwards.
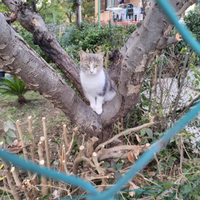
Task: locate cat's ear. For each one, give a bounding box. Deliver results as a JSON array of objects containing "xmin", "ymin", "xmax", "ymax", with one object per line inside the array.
[{"xmin": 79, "ymin": 50, "xmax": 87, "ymax": 59}]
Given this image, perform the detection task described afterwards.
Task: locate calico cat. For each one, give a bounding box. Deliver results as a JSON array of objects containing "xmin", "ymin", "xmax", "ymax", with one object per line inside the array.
[{"xmin": 79, "ymin": 50, "xmax": 116, "ymax": 115}]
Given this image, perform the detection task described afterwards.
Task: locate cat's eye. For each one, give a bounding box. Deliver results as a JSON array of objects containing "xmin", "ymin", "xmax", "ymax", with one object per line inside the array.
[
  {"xmin": 85, "ymin": 64, "xmax": 90, "ymax": 68},
  {"xmin": 94, "ymin": 65, "xmax": 99, "ymax": 68}
]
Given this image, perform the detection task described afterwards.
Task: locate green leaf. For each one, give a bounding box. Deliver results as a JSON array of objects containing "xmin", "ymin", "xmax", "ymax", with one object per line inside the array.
[
  {"xmin": 180, "ymin": 47, "xmax": 187, "ymax": 53},
  {"xmin": 112, "ymin": 158, "xmax": 120, "ymax": 162},
  {"xmin": 3, "ymin": 196, "xmax": 9, "ymax": 200},
  {"xmin": 114, "ymin": 172, "xmax": 122, "ymax": 181},
  {"xmin": 183, "ymin": 184, "xmax": 191, "ymax": 193},
  {"xmin": 6, "ymin": 136, "xmax": 12, "ymax": 146},
  {"xmin": 140, "ymin": 128, "xmax": 146, "ymax": 136},
  {"xmin": 3, "ymin": 120, "xmax": 16, "ymax": 132},
  {"xmin": 111, "ymin": 162, "xmax": 117, "ymax": 170},
  {"xmin": 7, "ymin": 130, "xmax": 16, "ymax": 138},
  {"xmin": 73, "ymin": 135, "xmax": 77, "ymax": 143},
  {"xmin": 53, "ymin": 161, "xmax": 59, "ymax": 165},
  {"xmin": 0, "ymin": 76, "xmax": 28, "ymax": 97},
  {"xmin": 24, "ymin": 134, "xmax": 34, "ymax": 143},
  {"xmin": 3, "ymin": 122, "xmax": 9, "ymax": 132},
  {"xmin": 168, "ymin": 156, "xmax": 177, "ymax": 167},
  {"xmin": 159, "ymin": 109, "xmax": 163, "ymax": 116},
  {"xmin": 164, "ymin": 183, "xmax": 173, "ymax": 189},
  {"xmin": 146, "ymin": 128, "xmax": 153, "ymax": 139},
  {"xmin": 170, "ymin": 136, "xmax": 175, "ymax": 143},
  {"xmin": 114, "ymin": 124, "xmax": 120, "ymax": 130},
  {"xmin": 0, "ymin": 137, "xmax": 5, "ymax": 144},
  {"xmin": 153, "ymin": 132, "xmax": 160, "ymax": 136},
  {"xmin": 6, "ymin": 120, "xmax": 16, "ymax": 130},
  {"xmin": 116, "ymin": 162, "xmax": 123, "ymax": 171},
  {"xmin": 24, "ymin": 135, "xmax": 28, "ymax": 144},
  {"xmin": 43, "ymin": 194, "xmax": 52, "ymax": 199},
  {"xmin": 102, "ymin": 162, "xmax": 110, "ymax": 168}
]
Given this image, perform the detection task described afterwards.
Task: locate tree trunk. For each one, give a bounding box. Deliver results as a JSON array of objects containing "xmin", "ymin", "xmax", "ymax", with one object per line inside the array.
[
  {"xmin": 66, "ymin": 12, "xmax": 72, "ymax": 23},
  {"xmin": 76, "ymin": 0, "xmax": 82, "ymax": 27},
  {"xmin": 0, "ymin": 0, "xmax": 196, "ymax": 142},
  {"xmin": 141, "ymin": 0, "xmax": 151, "ymax": 17},
  {"xmin": 18, "ymin": 95, "xmax": 27, "ymax": 104}
]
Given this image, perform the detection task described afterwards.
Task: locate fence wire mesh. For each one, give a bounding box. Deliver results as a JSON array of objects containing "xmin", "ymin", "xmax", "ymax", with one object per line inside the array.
[{"xmin": 1, "ymin": 0, "xmax": 200, "ymax": 199}]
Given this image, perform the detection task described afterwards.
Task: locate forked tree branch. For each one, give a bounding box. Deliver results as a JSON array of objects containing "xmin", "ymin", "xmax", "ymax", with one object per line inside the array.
[
  {"xmin": 0, "ymin": 0, "xmax": 194, "ymax": 139},
  {"xmin": 0, "ymin": 13, "xmax": 102, "ymax": 135}
]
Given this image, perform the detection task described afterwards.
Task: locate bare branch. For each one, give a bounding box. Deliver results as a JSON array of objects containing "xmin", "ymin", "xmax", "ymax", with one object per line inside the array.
[{"xmin": 95, "ymin": 120, "xmax": 155, "ymax": 151}]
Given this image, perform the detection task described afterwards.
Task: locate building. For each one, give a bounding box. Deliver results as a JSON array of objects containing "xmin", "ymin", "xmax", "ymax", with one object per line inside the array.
[{"xmin": 95, "ymin": 0, "xmax": 142, "ymax": 22}]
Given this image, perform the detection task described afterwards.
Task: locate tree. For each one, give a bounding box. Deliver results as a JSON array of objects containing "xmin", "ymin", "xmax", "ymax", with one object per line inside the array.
[
  {"xmin": 75, "ymin": 0, "xmax": 82, "ymax": 26},
  {"xmin": 38, "ymin": 0, "xmax": 75, "ymax": 24},
  {"xmin": 0, "ymin": 0, "xmax": 196, "ymax": 142}
]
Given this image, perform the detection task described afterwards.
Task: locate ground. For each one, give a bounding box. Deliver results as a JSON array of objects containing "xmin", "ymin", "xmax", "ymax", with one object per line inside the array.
[
  {"xmin": 0, "ymin": 91, "xmax": 69, "ymax": 143},
  {"xmin": 0, "ymin": 91, "xmax": 79, "ymax": 180}
]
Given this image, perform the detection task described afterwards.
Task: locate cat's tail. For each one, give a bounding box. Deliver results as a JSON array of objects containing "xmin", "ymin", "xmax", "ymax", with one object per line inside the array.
[{"xmin": 104, "ymin": 80, "xmax": 116, "ymax": 102}]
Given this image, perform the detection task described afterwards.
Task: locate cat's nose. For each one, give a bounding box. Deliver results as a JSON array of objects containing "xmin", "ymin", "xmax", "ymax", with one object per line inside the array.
[{"xmin": 90, "ymin": 71, "xmax": 93, "ymax": 74}]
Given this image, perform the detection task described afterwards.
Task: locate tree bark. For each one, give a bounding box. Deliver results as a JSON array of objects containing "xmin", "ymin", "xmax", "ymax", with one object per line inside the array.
[
  {"xmin": 75, "ymin": 0, "xmax": 82, "ymax": 27},
  {"xmin": 66, "ymin": 12, "xmax": 72, "ymax": 23},
  {"xmin": 18, "ymin": 95, "xmax": 27, "ymax": 104},
  {"xmin": 0, "ymin": 0, "xmax": 195, "ymax": 141},
  {"xmin": 141, "ymin": 0, "xmax": 151, "ymax": 17}
]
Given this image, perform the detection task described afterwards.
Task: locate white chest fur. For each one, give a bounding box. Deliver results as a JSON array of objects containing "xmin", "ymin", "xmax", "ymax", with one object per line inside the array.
[{"xmin": 80, "ymin": 69, "xmax": 105, "ymax": 96}]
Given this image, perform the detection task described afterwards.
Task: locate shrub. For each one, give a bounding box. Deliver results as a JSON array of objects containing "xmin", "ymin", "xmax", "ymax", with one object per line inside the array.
[
  {"xmin": 0, "ymin": 76, "xmax": 28, "ymax": 104},
  {"xmin": 60, "ymin": 21, "xmax": 137, "ymax": 60},
  {"xmin": 184, "ymin": 6, "xmax": 200, "ymax": 42}
]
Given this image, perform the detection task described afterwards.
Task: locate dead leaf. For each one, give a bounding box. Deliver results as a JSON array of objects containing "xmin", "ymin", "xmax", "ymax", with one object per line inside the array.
[
  {"xmin": 128, "ymin": 181, "xmax": 139, "ymax": 197},
  {"xmin": 6, "ymin": 140, "xmax": 22, "ymax": 154},
  {"xmin": 133, "ymin": 177, "xmax": 143, "ymax": 185},
  {"xmin": 135, "ymin": 134, "xmax": 141, "ymax": 143},
  {"xmin": 146, "ymin": 171, "xmax": 155, "ymax": 176},
  {"xmin": 175, "ymin": 32, "xmax": 182, "ymax": 41},
  {"xmin": 133, "ymin": 146, "xmax": 140, "ymax": 159},
  {"xmin": 128, "ymin": 151, "xmax": 135, "ymax": 163},
  {"xmin": 12, "ymin": 139, "xmax": 22, "ymax": 147},
  {"xmin": 52, "ymin": 189, "xmax": 60, "ymax": 199}
]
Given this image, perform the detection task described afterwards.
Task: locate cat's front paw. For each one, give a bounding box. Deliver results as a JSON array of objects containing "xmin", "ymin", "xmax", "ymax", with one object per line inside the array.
[
  {"xmin": 90, "ymin": 105, "xmax": 96, "ymax": 112},
  {"xmin": 95, "ymin": 107, "xmax": 102, "ymax": 115}
]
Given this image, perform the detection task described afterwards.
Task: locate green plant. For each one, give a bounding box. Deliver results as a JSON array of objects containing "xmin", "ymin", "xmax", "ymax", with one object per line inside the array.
[
  {"xmin": 0, "ymin": 76, "xmax": 28, "ymax": 104},
  {"xmin": 0, "ymin": 120, "xmax": 17, "ymax": 146},
  {"xmin": 60, "ymin": 21, "xmax": 137, "ymax": 60},
  {"xmin": 184, "ymin": 7, "xmax": 200, "ymax": 42}
]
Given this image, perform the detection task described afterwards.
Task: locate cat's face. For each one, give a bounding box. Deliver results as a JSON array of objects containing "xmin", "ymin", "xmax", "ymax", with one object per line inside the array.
[{"xmin": 79, "ymin": 50, "xmax": 104, "ymax": 75}]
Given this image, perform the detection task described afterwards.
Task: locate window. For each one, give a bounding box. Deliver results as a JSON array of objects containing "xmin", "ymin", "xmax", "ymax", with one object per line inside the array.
[{"xmin": 107, "ymin": 0, "xmax": 111, "ymax": 7}]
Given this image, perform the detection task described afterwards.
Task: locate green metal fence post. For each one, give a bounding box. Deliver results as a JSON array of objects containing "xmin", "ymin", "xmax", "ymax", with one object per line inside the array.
[{"xmin": 98, "ymin": 0, "xmax": 100, "ymax": 28}]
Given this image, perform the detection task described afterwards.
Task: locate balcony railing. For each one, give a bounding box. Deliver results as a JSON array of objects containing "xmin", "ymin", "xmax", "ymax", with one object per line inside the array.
[{"xmin": 106, "ymin": 4, "xmax": 143, "ymax": 22}]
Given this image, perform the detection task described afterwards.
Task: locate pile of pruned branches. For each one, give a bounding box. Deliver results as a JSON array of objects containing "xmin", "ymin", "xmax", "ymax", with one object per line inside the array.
[{"xmin": 0, "ymin": 116, "xmax": 154, "ymax": 199}]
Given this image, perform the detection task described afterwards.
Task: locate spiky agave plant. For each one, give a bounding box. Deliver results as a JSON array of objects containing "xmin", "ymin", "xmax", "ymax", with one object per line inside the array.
[{"xmin": 0, "ymin": 75, "xmax": 28, "ymax": 104}]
